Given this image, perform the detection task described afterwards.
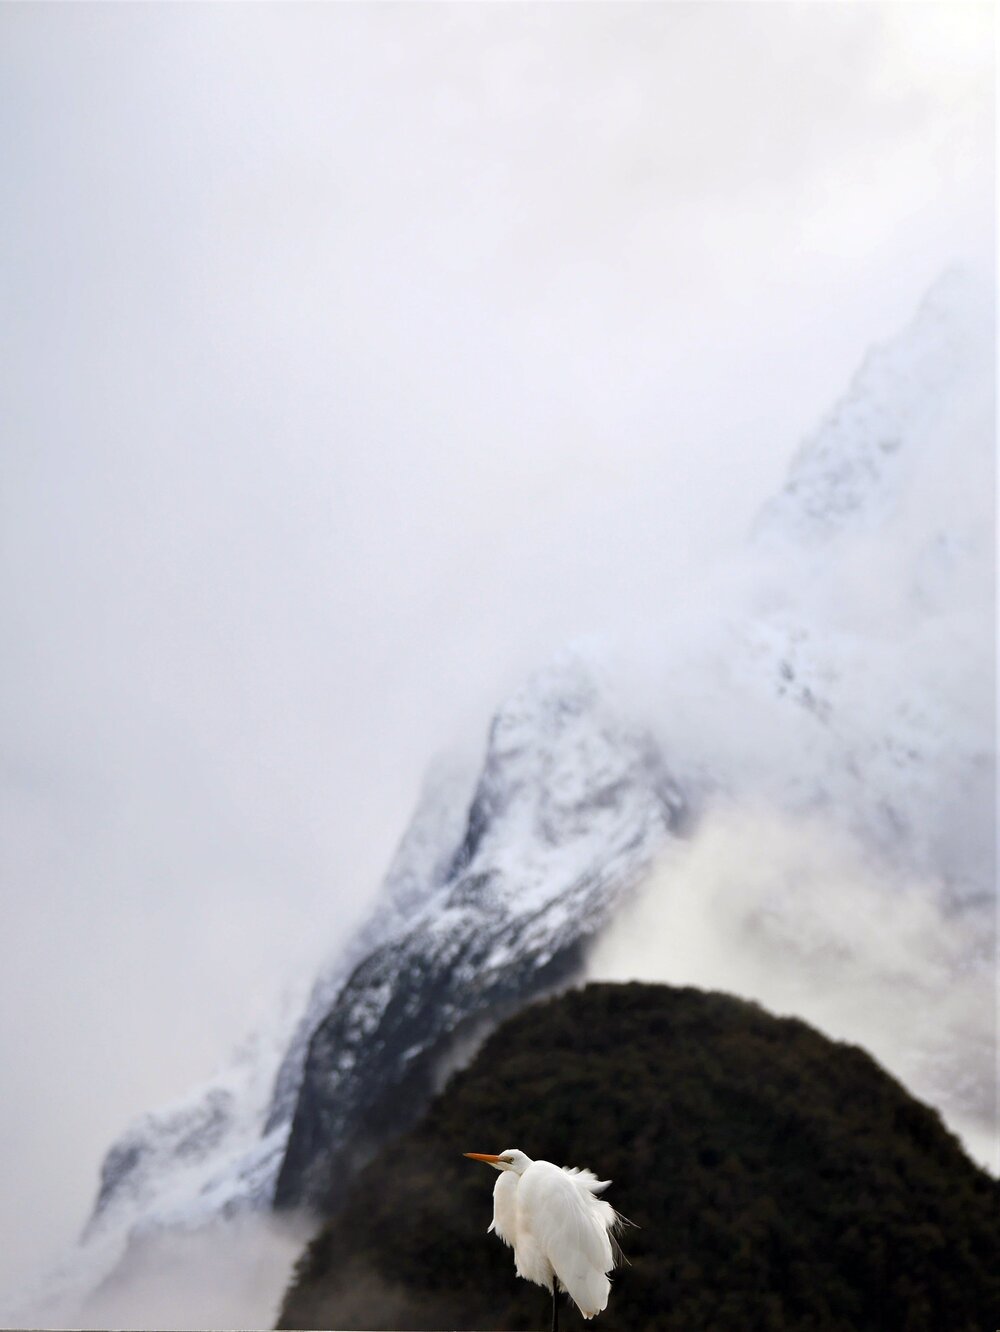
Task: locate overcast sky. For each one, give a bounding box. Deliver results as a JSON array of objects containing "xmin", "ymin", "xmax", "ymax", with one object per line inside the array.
[{"xmin": 0, "ymin": 0, "xmax": 994, "ymax": 1300}]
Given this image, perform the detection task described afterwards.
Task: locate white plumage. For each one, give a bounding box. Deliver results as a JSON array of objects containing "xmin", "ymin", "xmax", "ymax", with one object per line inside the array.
[{"xmin": 464, "ymin": 1148, "xmax": 624, "ymax": 1326}]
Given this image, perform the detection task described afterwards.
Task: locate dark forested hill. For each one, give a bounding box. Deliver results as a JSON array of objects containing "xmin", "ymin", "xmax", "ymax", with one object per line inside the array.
[{"xmin": 277, "ymin": 982, "xmax": 998, "ymax": 1332}]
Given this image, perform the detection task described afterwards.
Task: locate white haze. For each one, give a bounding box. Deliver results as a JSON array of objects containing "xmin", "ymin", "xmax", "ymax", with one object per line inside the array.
[
  {"xmin": 76, "ymin": 1214, "xmax": 314, "ymax": 1332},
  {"xmin": 589, "ymin": 803, "xmax": 995, "ymax": 1168},
  {"xmin": 0, "ymin": 0, "xmax": 993, "ymax": 1320}
]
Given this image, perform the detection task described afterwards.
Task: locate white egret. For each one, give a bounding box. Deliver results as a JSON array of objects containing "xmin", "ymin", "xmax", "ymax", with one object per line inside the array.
[{"xmin": 464, "ymin": 1148, "xmax": 626, "ymax": 1331}]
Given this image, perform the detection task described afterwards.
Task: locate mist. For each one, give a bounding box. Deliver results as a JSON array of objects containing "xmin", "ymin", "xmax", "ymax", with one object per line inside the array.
[
  {"xmin": 588, "ymin": 801, "xmax": 995, "ymax": 1169},
  {"xmin": 74, "ymin": 1214, "xmax": 314, "ymax": 1332},
  {"xmin": 0, "ymin": 0, "xmax": 993, "ymax": 1317}
]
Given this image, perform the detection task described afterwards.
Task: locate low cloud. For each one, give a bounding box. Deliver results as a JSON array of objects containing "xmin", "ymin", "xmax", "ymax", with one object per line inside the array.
[
  {"xmin": 27, "ymin": 1213, "xmax": 316, "ymax": 1332},
  {"xmin": 588, "ymin": 800, "xmax": 995, "ymax": 1170}
]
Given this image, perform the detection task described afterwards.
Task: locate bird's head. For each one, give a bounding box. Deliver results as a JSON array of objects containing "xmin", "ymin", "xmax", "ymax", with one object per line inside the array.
[{"xmin": 464, "ymin": 1148, "xmax": 532, "ymax": 1175}]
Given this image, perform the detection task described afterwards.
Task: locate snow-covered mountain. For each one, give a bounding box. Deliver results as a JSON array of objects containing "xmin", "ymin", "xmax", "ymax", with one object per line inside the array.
[
  {"xmin": 10, "ymin": 269, "xmax": 993, "ymax": 1326},
  {"xmin": 274, "ymin": 661, "xmax": 685, "ymax": 1210},
  {"xmin": 14, "ymin": 659, "xmax": 686, "ymax": 1325},
  {"xmin": 755, "ymin": 268, "xmax": 990, "ymax": 546},
  {"xmin": 680, "ymin": 267, "xmax": 993, "ymax": 891},
  {"xmin": 590, "ymin": 266, "xmax": 994, "ymax": 1163}
]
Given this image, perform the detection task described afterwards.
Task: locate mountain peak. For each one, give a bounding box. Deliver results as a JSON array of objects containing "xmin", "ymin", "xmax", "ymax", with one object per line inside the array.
[
  {"xmin": 272, "ymin": 653, "xmax": 684, "ymax": 1210},
  {"xmin": 753, "ymin": 267, "xmax": 992, "ymax": 546}
]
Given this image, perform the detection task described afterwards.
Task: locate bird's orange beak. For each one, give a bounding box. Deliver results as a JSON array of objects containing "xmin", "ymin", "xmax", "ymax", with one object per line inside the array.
[{"xmin": 464, "ymin": 1152, "xmax": 501, "ymax": 1163}]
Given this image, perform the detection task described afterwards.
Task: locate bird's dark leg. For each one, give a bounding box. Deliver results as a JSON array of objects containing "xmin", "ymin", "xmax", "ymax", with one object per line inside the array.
[{"xmin": 550, "ymin": 1282, "xmax": 559, "ymax": 1332}]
